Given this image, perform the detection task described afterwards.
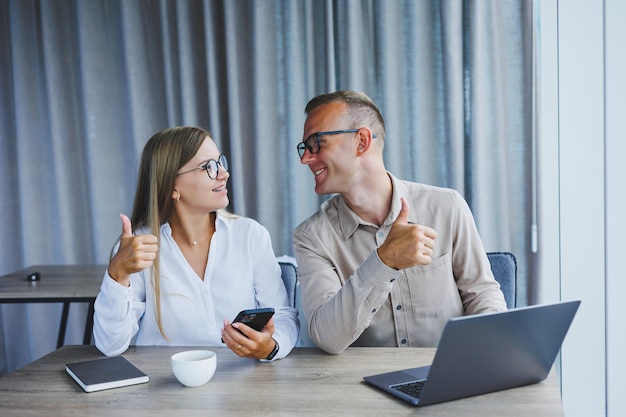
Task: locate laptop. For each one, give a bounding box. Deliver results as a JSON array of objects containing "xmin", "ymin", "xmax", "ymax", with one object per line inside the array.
[{"xmin": 363, "ymin": 300, "xmax": 580, "ymax": 406}]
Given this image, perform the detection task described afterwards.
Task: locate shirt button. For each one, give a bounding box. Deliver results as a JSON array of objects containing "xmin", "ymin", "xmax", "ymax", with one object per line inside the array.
[
  {"xmin": 377, "ymin": 231, "xmax": 384, "ymax": 238},
  {"xmin": 396, "ymin": 305, "xmax": 402, "ymax": 310},
  {"xmin": 401, "ymin": 339, "xmax": 407, "ymax": 345},
  {"xmin": 371, "ymin": 308, "xmax": 377, "ymax": 313},
  {"xmin": 390, "ymin": 278, "xmax": 395, "ymax": 283}
]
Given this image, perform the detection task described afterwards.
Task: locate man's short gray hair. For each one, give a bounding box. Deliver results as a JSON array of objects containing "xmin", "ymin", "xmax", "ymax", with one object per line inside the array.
[{"xmin": 305, "ymin": 90, "xmax": 385, "ymax": 142}]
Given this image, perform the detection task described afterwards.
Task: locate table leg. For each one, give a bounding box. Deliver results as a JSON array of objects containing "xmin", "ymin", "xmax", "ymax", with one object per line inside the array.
[
  {"xmin": 57, "ymin": 302, "xmax": 70, "ymax": 349},
  {"xmin": 83, "ymin": 301, "xmax": 94, "ymax": 344}
]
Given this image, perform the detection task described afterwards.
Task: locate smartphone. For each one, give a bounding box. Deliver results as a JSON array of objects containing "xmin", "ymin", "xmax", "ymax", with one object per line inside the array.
[{"xmin": 232, "ymin": 307, "xmax": 275, "ymax": 332}]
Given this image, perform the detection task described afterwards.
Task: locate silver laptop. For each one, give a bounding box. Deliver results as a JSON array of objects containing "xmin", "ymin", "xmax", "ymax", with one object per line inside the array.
[{"xmin": 363, "ymin": 300, "xmax": 580, "ymax": 406}]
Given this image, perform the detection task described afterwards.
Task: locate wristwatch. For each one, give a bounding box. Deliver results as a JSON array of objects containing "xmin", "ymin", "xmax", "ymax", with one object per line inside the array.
[{"xmin": 265, "ymin": 339, "xmax": 279, "ymax": 361}]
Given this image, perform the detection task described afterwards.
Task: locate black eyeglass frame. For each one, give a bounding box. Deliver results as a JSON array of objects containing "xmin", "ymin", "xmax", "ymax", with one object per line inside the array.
[
  {"xmin": 296, "ymin": 128, "xmax": 377, "ymax": 159},
  {"xmin": 176, "ymin": 154, "xmax": 228, "ymax": 180}
]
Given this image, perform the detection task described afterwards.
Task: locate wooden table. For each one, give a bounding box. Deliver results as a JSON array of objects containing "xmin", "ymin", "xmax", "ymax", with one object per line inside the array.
[
  {"xmin": 0, "ymin": 265, "xmax": 106, "ymax": 348},
  {"xmin": 0, "ymin": 345, "xmax": 564, "ymax": 417}
]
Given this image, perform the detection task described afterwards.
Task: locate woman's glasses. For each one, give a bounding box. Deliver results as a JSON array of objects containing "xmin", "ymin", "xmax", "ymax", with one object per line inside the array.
[{"xmin": 177, "ymin": 154, "xmax": 228, "ymax": 179}]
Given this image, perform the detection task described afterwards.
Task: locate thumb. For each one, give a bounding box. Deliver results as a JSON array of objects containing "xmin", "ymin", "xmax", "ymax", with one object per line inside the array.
[
  {"xmin": 394, "ymin": 198, "xmax": 410, "ymax": 225},
  {"xmin": 120, "ymin": 213, "xmax": 133, "ymax": 238}
]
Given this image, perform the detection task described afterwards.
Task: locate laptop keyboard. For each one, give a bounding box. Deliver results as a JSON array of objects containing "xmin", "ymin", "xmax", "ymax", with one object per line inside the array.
[{"xmin": 390, "ymin": 380, "xmax": 426, "ymax": 399}]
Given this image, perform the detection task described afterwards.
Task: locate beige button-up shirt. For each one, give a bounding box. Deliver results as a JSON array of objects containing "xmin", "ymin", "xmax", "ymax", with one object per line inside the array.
[{"xmin": 293, "ymin": 173, "xmax": 507, "ymax": 354}]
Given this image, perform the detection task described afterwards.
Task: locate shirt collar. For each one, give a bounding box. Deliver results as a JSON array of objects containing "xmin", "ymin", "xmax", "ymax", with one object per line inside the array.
[
  {"xmin": 215, "ymin": 210, "xmax": 231, "ymax": 230},
  {"xmin": 161, "ymin": 210, "xmax": 232, "ymax": 236},
  {"xmin": 337, "ymin": 196, "xmax": 360, "ymax": 240},
  {"xmin": 387, "ymin": 173, "xmax": 418, "ymax": 225}
]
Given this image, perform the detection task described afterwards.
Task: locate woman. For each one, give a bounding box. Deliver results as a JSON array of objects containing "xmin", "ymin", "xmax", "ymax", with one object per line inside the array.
[{"xmin": 93, "ymin": 126, "xmax": 299, "ymax": 360}]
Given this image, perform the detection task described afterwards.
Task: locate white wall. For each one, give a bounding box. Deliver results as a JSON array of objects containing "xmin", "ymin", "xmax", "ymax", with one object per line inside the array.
[
  {"xmin": 604, "ymin": 1, "xmax": 626, "ymax": 415},
  {"xmin": 539, "ymin": 1, "xmax": 626, "ymax": 416}
]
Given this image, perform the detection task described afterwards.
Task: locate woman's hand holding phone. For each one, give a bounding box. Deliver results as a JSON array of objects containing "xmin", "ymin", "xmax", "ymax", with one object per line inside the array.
[{"xmin": 221, "ymin": 308, "xmax": 277, "ymax": 359}]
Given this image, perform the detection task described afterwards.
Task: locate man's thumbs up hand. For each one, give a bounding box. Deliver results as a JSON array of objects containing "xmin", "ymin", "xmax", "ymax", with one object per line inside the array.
[{"xmin": 377, "ymin": 198, "xmax": 437, "ymax": 270}]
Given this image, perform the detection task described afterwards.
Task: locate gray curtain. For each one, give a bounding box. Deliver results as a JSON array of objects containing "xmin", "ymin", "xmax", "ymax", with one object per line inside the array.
[{"xmin": 0, "ymin": 0, "xmax": 532, "ymax": 376}]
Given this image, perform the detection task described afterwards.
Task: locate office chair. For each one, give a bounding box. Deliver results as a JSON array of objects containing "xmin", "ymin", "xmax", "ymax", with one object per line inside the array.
[
  {"xmin": 486, "ymin": 251, "xmax": 517, "ymax": 309},
  {"xmin": 278, "ymin": 261, "xmax": 298, "ymax": 309}
]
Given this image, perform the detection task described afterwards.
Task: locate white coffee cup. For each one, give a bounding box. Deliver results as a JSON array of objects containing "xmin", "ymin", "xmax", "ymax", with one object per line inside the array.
[{"xmin": 171, "ymin": 350, "xmax": 217, "ymax": 387}]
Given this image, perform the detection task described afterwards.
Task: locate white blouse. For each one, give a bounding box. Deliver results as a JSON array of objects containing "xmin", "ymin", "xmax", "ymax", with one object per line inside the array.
[{"xmin": 93, "ymin": 213, "xmax": 299, "ymax": 359}]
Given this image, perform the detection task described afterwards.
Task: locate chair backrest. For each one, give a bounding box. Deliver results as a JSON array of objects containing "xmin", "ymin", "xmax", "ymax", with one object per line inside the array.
[
  {"xmin": 486, "ymin": 252, "xmax": 517, "ymax": 309},
  {"xmin": 278, "ymin": 261, "xmax": 298, "ymax": 308}
]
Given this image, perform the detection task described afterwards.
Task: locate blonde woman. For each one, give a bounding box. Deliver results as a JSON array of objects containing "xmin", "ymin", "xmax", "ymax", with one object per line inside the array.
[{"xmin": 94, "ymin": 126, "xmax": 298, "ymax": 361}]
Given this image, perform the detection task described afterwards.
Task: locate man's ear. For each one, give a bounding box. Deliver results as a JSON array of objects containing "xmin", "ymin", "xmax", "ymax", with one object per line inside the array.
[{"xmin": 356, "ymin": 128, "xmax": 374, "ymax": 156}]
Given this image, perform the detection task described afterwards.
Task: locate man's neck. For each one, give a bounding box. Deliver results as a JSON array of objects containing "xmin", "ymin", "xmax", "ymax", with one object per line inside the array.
[{"xmin": 342, "ymin": 171, "xmax": 393, "ymax": 227}]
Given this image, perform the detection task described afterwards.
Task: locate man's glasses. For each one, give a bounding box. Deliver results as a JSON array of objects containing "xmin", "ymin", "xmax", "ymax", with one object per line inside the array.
[
  {"xmin": 177, "ymin": 154, "xmax": 228, "ymax": 179},
  {"xmin": 296, "ymin": 129, "xmax": 376, "ymax": 159}
]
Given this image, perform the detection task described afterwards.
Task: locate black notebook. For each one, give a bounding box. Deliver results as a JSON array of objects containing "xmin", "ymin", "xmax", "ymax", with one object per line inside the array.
[{"xmin": 66, "ymin": 356, "xmax": 149, "ymax": 393}]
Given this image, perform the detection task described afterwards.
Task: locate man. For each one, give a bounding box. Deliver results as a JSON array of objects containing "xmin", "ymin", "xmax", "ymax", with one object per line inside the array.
[{"xmin": 293, "ymin": 90, "xmax": 507, "ymax": 354}]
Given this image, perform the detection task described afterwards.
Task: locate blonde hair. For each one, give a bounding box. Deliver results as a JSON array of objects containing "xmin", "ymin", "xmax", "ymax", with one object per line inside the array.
[{"xmin": 121, "ymin": 126, "xmax": 225, "ymax": 339}]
